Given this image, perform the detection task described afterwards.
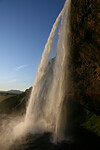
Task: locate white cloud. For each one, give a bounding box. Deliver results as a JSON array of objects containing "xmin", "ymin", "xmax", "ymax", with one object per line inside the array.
[
  {"xmin": 8, "ymin": 79, "xmax": 17, "ymax": 83},
  {"xmin": 15, "ymin": 64, "xmax": 28, "ymax": 71}
]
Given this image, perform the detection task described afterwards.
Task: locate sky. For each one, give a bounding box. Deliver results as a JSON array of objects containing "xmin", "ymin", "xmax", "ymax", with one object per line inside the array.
[{"xmin": 0, "ymin": 0, "xmax": 66, "ymax": 91}]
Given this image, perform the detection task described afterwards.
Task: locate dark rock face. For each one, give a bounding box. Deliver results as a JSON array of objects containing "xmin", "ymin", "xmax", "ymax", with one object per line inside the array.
[{"xmin": 70, "ymin": 0, "xmax": 100, "ymax": 111}]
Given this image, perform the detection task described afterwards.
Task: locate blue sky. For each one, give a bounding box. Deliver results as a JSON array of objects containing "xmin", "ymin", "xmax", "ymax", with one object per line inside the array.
[{"xmin": 0, "ymin": 0, "xmax": 66, "ymax": 91}]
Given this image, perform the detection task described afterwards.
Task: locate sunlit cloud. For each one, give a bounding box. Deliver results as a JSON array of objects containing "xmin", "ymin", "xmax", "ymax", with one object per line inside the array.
[{"xmin": 15, "ymin": 64, "xmax": 28, "ymax": 71}]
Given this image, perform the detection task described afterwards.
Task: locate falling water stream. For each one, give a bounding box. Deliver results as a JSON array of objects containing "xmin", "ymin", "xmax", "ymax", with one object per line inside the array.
[{"xmin": 24, "ymin": 0, "xmax": 71, "ymax": 141}]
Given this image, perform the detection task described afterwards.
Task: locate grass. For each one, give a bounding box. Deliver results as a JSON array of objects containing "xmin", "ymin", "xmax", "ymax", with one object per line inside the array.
[
  {"xmin": 0, "ymin": 94, "xmax": 15, "ymax": 102},
  {"xmin": 81, "ymin": 109, "xmax": 100, "ymax": 136},
  {"xmin": 0, "ymin": 93, "xmax": 26, "ymax": 113}
]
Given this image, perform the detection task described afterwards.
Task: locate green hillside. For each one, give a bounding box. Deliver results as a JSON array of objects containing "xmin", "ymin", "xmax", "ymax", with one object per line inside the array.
[{"xmin": 0, "ymin": 94, "xmax": 14, "ymax": 102}]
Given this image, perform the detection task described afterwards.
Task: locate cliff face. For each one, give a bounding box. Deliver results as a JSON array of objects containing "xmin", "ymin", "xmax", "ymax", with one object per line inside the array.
[{"xmin": 70, "ymin": 0, "xmax": 100, "ymax": 112}]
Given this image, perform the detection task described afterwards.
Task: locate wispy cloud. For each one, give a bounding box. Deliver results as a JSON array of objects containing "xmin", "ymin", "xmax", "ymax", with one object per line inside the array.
[
  {"xmin": 15, "ymin": 64, "xmax": 28, "ymax": 71},
  {"xmin": 8, "ymin": 79, "xmax": 17, "ymax": 83}
]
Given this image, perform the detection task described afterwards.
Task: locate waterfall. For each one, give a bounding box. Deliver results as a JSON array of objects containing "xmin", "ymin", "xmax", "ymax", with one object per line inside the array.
[{"xmin": 24, "ymin": 0, "xmax": 71, "ymax": 141}]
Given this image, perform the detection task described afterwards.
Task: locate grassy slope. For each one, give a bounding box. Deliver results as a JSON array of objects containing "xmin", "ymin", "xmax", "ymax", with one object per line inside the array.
[
  {"xmin": 0, "ymin": 94, "xmax": 15, "ymax": 102},
  {"xmin": 0, "ymin": 93, "xmax": 26, "ymax": 114},
  {"xmin": 81, "ymin": 109, "xmax": 100, "ymax": 136}
]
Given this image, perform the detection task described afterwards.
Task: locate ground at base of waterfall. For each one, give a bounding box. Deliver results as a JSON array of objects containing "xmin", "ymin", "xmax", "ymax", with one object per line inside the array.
[
  {"xmin": 0, "ymin": 90, "xmax": 100, "ymax": 150},
  {"xmin": 11, "ymin": 128, "xmax": 100, "ymax": 150}
]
